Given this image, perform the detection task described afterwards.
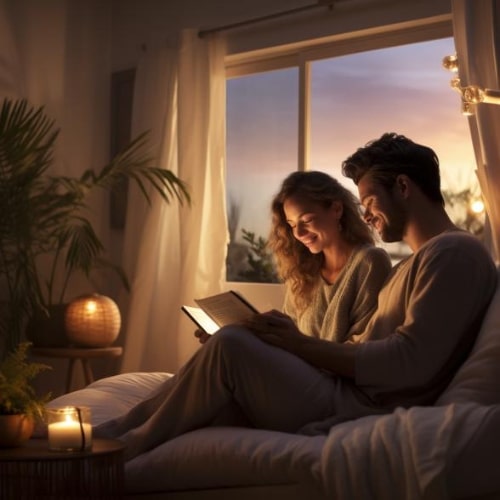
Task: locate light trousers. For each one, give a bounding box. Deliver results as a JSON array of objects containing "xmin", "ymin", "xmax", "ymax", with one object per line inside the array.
[{"xmin": 96, "ymin": 326, "xmax": 343, "ymax": 459}]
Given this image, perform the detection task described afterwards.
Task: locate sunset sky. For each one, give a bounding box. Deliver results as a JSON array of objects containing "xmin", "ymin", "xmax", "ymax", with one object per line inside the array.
[{"xmin": 226, "ymin": 36, "xmax": 476, "ymax": 242}]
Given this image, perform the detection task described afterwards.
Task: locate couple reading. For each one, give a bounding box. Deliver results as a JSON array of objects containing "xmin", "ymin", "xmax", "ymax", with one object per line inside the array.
[{"xmin": 96, "ymin": 132, "xmax": 497, "ymax": 460}]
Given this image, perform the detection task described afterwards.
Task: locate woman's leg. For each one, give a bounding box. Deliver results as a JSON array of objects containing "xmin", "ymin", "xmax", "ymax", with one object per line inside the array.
[{"xmin": 119, "ymin": 326, "xmax": 339, "ymax": 460}]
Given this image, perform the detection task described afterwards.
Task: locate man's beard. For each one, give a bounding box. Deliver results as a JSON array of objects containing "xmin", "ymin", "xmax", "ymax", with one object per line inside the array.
[{"xmin": 379, "ymin": 203, "xmax": 407, "ymax": 243}]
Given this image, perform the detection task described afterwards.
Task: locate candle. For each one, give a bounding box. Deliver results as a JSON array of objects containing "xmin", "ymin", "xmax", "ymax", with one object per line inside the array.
[{"xmin": 47, "ymin": 407, "xmax": 92, "ymax": 451}]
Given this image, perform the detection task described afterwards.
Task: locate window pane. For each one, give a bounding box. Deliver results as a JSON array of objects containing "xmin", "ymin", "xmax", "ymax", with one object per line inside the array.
[
  {"xmin": 226, "ymin": 68, "xmax": 298, "ymax": 282},
  {"xmin": 310, "ymin": 37, "xmax": 481, "ymax": 259}
]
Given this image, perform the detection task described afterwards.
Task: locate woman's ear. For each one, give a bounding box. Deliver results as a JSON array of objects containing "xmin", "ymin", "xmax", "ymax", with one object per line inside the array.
[{"xmin": 330, "ymin": 200, "xmax": 343, "ymax": 220}]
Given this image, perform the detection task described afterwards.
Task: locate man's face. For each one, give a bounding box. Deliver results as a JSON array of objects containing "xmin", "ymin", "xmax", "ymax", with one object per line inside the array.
[{"xmin": 357, "ymin": 174, "xmax": 408, "ymax": 243}]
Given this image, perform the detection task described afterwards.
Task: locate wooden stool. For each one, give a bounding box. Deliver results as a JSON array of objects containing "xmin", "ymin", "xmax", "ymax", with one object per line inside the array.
[{"xmin": 31, "ymin": 347, "xmax": 123, "ymax": 393}]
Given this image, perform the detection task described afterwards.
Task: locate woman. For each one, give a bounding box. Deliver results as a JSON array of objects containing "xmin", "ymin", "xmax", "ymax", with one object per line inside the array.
[
  {"xmin": 96, "ymin": 171, "xmax": 392, "ymax": 460},
  {"xmin": 267, "ymin": 170, "xmax": 391, "ymax": 343}
]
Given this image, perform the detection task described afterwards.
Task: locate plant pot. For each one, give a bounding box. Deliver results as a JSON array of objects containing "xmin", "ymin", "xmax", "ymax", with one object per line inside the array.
[
  {"xmin": 25, "ymin": 304, "xmax": 70, "ymax": 347},
  {"xmin": 0, "ymin": 414, "xmax": 34, "ymax": 448}
]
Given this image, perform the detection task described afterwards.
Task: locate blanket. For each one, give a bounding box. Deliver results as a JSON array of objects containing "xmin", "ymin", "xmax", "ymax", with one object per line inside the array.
[{"xmin": 322, "ymin": 403, "xmax": 494, "ymax": 500}]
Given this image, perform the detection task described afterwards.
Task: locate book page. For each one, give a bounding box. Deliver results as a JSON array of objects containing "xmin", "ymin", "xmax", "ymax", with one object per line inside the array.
[{"xmin": 195, "ymin": 291, "xmax": 258, "ymax": 327}]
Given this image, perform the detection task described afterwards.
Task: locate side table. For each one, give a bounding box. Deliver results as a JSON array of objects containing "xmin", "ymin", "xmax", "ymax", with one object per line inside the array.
[
  {"xmin": 0, "ymin": 438, "xmax": 124, "ymax": 499},
  {"xmin": 31, "ymin": 346, "xmax": 123, "ymax": 393}
]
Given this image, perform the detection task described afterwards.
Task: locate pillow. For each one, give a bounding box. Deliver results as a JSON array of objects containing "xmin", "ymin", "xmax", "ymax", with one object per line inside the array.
[
  {"xmin": 46, "ymin": 371, "xmax": 171, "ymax": 426},
  {"xmin": 437, "ymin": 266, "xmax": 500, "ymax": 405}
]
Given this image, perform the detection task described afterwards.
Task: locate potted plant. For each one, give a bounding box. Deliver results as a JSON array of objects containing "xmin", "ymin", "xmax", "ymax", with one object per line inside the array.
[
  {"xmin": 0, "ymin": 342, "xmax": 51, "ymax": 447},
  {"xmin": 0, "ymin": 98, "xmax": 190, "ymax": 358}
]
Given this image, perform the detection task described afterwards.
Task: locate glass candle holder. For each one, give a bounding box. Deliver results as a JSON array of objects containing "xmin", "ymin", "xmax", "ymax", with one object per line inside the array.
[{"xmin": 46, "ymin": 406, "xmax": 92, "ymax": 451}]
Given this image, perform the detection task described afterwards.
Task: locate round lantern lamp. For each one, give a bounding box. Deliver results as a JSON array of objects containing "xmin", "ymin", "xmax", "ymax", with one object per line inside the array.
[{"xmin": 65, "ymin": 294, "xmax": 121, "ymax": 348}]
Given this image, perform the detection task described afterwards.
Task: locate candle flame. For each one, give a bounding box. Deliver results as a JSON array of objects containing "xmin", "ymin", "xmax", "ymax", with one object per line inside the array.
[{"xmin": 62, "ymin": 407, "xmax": 77, "ymax": 423}]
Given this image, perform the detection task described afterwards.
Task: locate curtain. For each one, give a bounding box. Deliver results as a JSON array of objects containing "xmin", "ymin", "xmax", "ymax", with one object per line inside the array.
[
  {"xmin": 0, "ymin": 0, "xmax": 22, "ymax": 99},
  {"xmin": 120, "ymin": 30, "xmax": 228, "ymax": 373},
  {"xmin": 0, "ymin": 0, "xmax": 113, "ymax": 390},
  {"xmin": 451, "ymin": 0, "xmax": 500, "ymax": 262},
  {"xmin": 0, "ymin": 0, "xmax": 112, "ymax": 308}
]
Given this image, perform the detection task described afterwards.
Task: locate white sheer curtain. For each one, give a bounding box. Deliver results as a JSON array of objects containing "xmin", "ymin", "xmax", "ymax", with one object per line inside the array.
[
  {"xmin": 120, "ymin": 30, "xmax": 228, "ymax": 373},
  {"xmin": 451, "ymin": 0, "xmax": 500, "ymax": 262}
]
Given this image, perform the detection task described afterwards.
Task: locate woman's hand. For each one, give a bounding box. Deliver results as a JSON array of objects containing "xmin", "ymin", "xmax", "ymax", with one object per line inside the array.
[
  {"xmin": 194, "ymin": 328, "xmax": 211, "ymax": 344},
  {"xmin": 244, "ymin": 310, "xmax": 305, "ymax": 354}
]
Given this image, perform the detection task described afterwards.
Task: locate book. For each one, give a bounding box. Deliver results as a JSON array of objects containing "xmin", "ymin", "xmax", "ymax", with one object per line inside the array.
[{"xmin": 182, "ymin": 290, "xmax": 259, "ymax": 335}]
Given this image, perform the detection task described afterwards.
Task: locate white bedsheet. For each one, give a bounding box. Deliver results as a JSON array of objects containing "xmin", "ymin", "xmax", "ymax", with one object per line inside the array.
[{"xmin": 47, "ymin": 372, "xmax": 500, "ymax": 499}]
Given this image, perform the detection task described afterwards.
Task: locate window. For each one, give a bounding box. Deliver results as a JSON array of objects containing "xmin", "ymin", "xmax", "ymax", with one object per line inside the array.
[
  {"xmin": 226, "ymin": 32, "xmax": 482, "ymax": 282},
  {"xmin": 226, "ymin": 68, "xmax": 298, "ymax": 282}
]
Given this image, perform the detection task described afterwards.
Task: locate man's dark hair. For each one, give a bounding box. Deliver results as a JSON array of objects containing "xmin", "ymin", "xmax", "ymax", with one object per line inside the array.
[{"xmin": 342, "ymin": 132, "xmax": 445, "ymax": 205}]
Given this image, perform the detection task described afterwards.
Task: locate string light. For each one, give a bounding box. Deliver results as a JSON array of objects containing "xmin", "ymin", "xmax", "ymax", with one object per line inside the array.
[
  {"xmin": 443, "ymin": 54, "xmax": 500, "ymax": 115},
  {"xmin": 470, "ymin": 199, "xmax": 485, "ymax": 215}
]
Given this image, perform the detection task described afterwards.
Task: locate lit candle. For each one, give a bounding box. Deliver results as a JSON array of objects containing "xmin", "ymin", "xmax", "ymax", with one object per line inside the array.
[{"xmin": 47, "ymin": 407, "xmax": 92, "ymax": 451}]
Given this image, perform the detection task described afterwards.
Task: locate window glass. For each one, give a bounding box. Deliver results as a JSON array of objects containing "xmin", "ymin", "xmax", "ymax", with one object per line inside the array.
[
  {"xmin": 226, "ymin": 68, "xmax": 298, "ymax": 282},
  {"xmin": 310, "ymin": 37, "xmax": 480, "ymax": 259}
]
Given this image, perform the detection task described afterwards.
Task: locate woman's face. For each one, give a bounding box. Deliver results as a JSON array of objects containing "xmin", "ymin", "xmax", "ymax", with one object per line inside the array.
[{"xmin": 283, "ymin": 195, "xmax": 342, "ymax": 254}]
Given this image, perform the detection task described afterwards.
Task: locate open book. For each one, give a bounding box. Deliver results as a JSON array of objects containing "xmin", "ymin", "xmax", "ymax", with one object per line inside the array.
[{"xmin": 182, "ymin": 290, "xmax": 259, "ymax": 335}]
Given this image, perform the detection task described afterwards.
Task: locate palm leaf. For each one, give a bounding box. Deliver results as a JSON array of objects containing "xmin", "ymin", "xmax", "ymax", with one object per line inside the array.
[{"xmin": 80, "ymin": 132, "xmax": 191, "ymax": 206}]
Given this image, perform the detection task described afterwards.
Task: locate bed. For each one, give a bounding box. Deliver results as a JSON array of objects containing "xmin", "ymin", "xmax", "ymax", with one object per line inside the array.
[{"xmin": 47, "ymin": 267, "xmax": 500, "ymax": 499}]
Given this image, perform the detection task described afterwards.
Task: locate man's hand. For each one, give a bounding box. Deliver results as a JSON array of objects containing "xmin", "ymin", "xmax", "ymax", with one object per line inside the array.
[
  {"xmin": 245, "ymin": 310, "xmax": 358, "ymax": 378},
  {"xmin": 244, "ymin": 310, "xmax": 304, "ymax": 354}
]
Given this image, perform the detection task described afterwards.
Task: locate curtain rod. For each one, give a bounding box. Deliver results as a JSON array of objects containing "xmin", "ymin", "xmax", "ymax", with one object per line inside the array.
[{"xmin": 198, "ymin": 0, "xmax": 338, "ymax": 38}]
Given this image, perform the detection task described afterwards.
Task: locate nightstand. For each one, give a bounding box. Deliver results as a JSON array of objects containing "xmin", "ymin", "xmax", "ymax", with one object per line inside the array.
[{"xmin": 0, "ymin": 438, "xmax": 124, "ymax": 499}]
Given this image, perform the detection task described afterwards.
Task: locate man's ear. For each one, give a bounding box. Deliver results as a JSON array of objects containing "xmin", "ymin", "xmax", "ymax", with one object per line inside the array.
[{"xmin": 395, "ymin": 174, "xmax": 411, "ymax": 199}]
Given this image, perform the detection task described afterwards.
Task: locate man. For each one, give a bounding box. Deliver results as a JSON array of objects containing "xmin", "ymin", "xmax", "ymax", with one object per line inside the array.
[
  {"xmin": 97, "ymin": 133, "xmax": 497, "ymax": 458},
  {"xmin": 248, "ymin": 132, "xmax": 497, "ymax": 419}
]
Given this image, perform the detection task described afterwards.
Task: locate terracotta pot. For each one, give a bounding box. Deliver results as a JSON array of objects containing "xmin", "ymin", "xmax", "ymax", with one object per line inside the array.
[
  {"xmin": 25, "ymin": 304, "xmax": 70, "ymax": 347},
  {"xmin": 0, "ymin": 414, "xmax": 34, "ymax": 448}
]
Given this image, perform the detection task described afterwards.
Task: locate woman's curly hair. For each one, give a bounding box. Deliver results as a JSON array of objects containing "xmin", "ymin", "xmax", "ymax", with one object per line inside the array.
[{"xmin": 268, "ymin": 171, "xmax": 374, "ymax": 313}]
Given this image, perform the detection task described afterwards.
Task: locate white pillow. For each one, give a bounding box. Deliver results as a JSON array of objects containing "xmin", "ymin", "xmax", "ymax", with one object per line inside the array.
[
  {"xmin": 46, "ymin": 372, "xmax": 170, "ymax": 425},
  {"xmin": 437, "ymin": 266, "xmax": 500, "ymax": 405}
]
